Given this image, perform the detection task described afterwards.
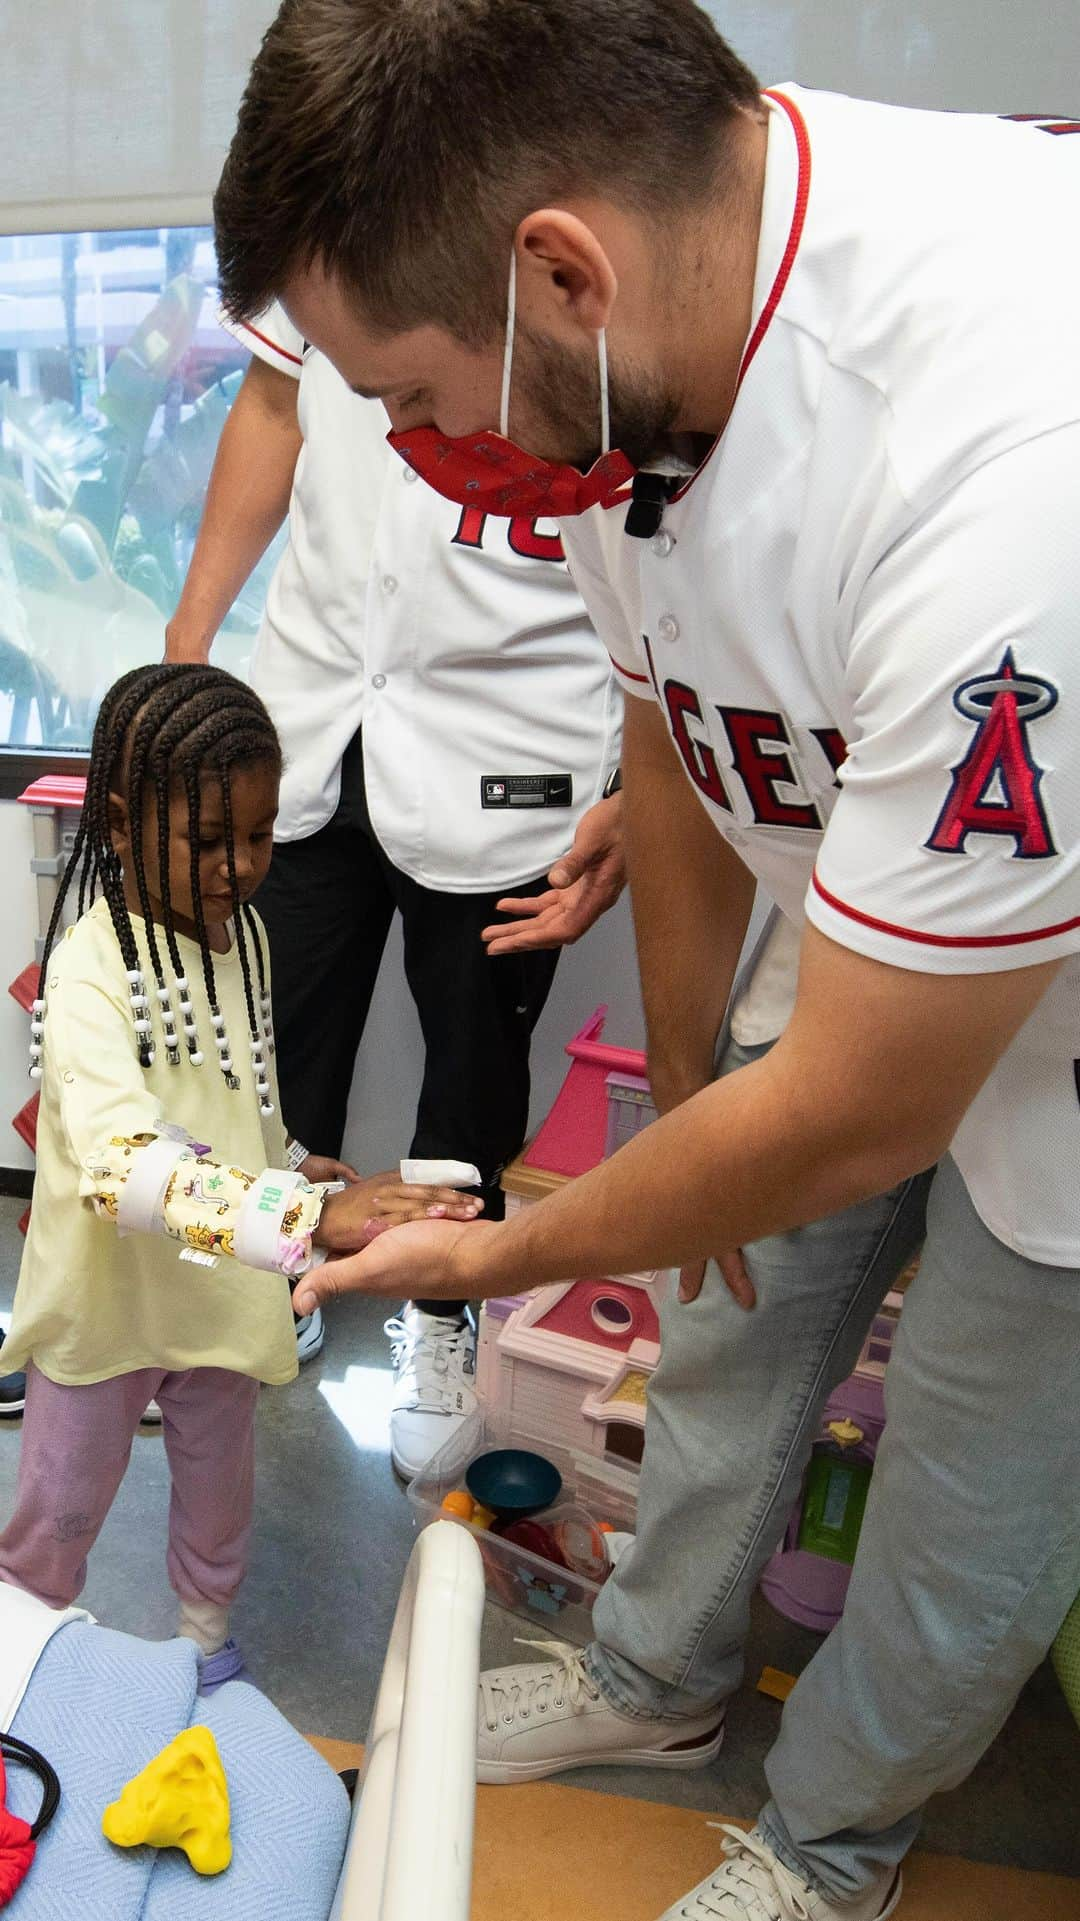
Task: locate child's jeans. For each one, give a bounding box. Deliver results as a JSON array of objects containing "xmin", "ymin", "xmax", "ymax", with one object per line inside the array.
[{"xmin": 0, "ymin": 1365, "xmax": 259, "ymax": 1613}]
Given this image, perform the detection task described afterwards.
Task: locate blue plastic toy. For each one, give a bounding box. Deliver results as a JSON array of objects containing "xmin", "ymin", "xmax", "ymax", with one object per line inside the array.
[{"xmin": 465, "ymin": 1449, "xmax": 562, "ymax": 1522}]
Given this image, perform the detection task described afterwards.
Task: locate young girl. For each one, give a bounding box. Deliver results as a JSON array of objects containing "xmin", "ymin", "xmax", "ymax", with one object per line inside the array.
[{"xmin": 0, "ymin": 664, "xmax": 477, "ymax": 1689}]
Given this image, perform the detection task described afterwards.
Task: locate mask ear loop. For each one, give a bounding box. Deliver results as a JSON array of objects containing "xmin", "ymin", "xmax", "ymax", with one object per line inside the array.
[
  {"xmin": 598, "ymin": 327, "xmax": 611, "ymax": 456},
  {"xmin": 503, "ymin": 245, "xmax": 612, "ymax": 458},
  {"xmin": 500, "ymin": 250, "xmax": 517, "ymax": 437}
]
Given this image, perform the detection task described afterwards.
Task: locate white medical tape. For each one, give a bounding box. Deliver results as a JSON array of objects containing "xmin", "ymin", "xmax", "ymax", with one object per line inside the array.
[
  {"xmin": 115, "ymin": 1133, "xmax": 194, "ymax": 1237},
  {"xmin": 233, "ymin": 1168, "xmax": 305, "ymax": 1272},
  {"xmin": 400, "ymin": 1158, "xmax": 482, "ymax": 1187}
]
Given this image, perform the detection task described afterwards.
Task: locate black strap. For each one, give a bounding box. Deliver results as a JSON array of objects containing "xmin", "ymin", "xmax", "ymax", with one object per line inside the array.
[
  {"xmin": 1, "ymin": 1734, "xmax": 61, "ymax": 1840},
  {"xmin": 624, "ymin": 471, "xmax": 680, "ymax": 540}
]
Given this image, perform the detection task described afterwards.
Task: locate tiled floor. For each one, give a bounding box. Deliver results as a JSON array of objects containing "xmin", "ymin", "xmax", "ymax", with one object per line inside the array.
[{"xmin": 1, "ymin": 1195, "xmax": 1077, "ymax": 1885}]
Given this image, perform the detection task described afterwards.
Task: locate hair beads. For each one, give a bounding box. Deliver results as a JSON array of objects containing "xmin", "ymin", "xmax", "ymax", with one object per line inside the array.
[{"xmin": 31, "ymin": 664, "xmax": 281, "ymax": 1107}]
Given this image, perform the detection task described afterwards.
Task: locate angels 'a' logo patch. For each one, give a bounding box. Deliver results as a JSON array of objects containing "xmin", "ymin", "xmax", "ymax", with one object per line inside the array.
[{"xmin": 927, "ymin": 650, "xmax": 1058, "ymax": 858}]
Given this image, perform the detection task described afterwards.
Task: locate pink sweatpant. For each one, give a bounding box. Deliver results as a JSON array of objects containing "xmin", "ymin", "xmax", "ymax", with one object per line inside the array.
[{"xmin": 0, "ymin": 1364, "xmax": 259, "ymax": 1612}]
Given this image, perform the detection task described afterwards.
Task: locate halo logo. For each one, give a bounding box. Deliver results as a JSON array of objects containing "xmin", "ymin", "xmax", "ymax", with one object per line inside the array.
[{"xmin": 927, "ymin": 650, "xmax": 1058, "ymax": 858}]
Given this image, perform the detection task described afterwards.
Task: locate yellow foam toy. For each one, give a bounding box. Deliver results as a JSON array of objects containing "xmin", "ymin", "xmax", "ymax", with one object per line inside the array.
[{"xmin": 102, "ymin": 1726, "xmax": 232, "ymax": 1875}]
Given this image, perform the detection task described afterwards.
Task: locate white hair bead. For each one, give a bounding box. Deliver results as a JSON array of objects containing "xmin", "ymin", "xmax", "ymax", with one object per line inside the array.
[
  {"xmin": 184, "ymin": 1021, "xmax": 198, "ymax": 1038},
  {"xmin": 219, "ymin": 1056, "xmax": 233, "ymax": 1073},
  {"xmin": 179, "ymin": 998, "xmax": 193, "ymax": 1016},
  {"xmin": 174, "ymin": 975, "xmax": 189, "ymax": 993},
  {"xmin": 30, "ymin": 1021, "xmax": 43, "ymax": 1039},
  {"xmin": 156, "ymin": 986, "xmax": 172, "ymax": 1005},
  {"xmin": 189, "ymin": 1050, "xmax": 205, "ymax": 1067},
  {"xmin": 125, "ymin": 969, "xmax": 144, "ymax": 986},
  {"xmin": 32, "ymin": 999, "xmax": 45, "ymax": 1015},
  {"xmin": 134, "ymin": 1018, "xmax": 152, "ymax": 1035},
  {"xmin": 259, "ymin": 1100, "xmax": 275, "ymax": 1118},
  {"xmin": 29, "ymin": 1064, "xmax": 43, "ymax": 1081}
]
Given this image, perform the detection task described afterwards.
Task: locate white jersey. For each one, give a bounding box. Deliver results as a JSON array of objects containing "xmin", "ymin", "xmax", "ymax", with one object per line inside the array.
[
  {"xmin": 222, "ymin": 308, "xmax": 620, "ymax": 890},
  {"xmin": 563, "ymin": 89, "xmax": 1080, "ymax": 1265}
]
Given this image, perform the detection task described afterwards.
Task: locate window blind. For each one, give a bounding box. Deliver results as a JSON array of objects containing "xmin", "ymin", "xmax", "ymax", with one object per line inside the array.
[{"xmin": 0, "ymin": 0, "xmax": 278, "ymax": 234}]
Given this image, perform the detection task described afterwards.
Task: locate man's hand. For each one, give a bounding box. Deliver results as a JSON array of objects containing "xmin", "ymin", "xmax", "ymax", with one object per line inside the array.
[
  {"xmin": 315, "ymin": 1173, "xmax": 483, "ymax": 1253},
  {"xmin": 678, "ymin": 1249, "xmax": 756, "ymax": 1310},
  {"xmin": 295, "ymin": 1217, "xmax": 494, "ymax": 1315},
  {"xmin": 481, "ymin": 792, "xmax": 625, "ymax": 956}
]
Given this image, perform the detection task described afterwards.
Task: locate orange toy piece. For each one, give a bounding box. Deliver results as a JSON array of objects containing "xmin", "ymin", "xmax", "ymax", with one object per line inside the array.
[
  {"xmin": 102, "ymin": 1726, "xmax": 231, "ymax": 1875},
  {"xmin": 441, "ymin": 1489, "xmax": 476, "ymax": 1521}
]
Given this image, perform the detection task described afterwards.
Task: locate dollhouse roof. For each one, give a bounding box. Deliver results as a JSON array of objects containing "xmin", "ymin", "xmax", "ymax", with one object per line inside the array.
[{"xmin": 522, "ymin": 1006, "xmax": 647, "ymax": 1179}]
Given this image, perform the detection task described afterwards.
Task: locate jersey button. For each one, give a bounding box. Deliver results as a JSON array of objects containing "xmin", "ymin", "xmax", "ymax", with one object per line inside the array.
[
  {"xmin": 382, "ymin": 574, "xmax": 399, "ymax": 595},
  {"xmin": 371, "ymin": 673, "xmax": 387, "ymax": 690},
  {"xmin": 402, "ymin": 467, "xmax": 419, "ymax": 483},
  {"xmin": 657, "ymin": 614, "xmax": 680, "ymax": 643},
  {"xmin": 650, "ymin": 530, "xmax": 676, "ymax": 558}
]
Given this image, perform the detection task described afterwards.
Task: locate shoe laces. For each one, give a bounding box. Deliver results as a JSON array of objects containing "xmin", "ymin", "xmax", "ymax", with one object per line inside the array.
[
  {"xmin": 684, "ymin": 1828, "xmax": 814, "ymax": 1921},
  {"xmin": 480, "ymin": 1638, "xmax": 600, "ymax": 1735},
  {"xmin": 384, "ymin": 1314, "xmax": 472, "ymax": 1413}
]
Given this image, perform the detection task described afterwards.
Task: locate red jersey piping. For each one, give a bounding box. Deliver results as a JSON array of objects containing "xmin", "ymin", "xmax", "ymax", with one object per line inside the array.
[
  {"xmin": 608, "ymin": 652, "xmax": 651, "ymax": 686},
  {"xmin": 811, "ymin": 870, "xmax": 1080, "ymax": 949},
  {"xmin": 242, "ymin": 323, "xmax": 303, "ymax": 368}
]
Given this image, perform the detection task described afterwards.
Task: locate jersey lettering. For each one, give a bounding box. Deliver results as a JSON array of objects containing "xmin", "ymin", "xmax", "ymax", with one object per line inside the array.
[
  {"xmin": 451, "ymin": 506, "xmax": 488, "ymax": 548},
  {"xmin": 451, "ymin": 505, "xmax": 565, "ymax": 562},
  {"xmin": 809, "ymin": 727, "xmax": 849, "ymax": 784},
  {"xmin": 926, "ymin": 650, "xmax": 1058, "ymax": 859},
  {"xmin": 664, "ymin": 681, "xmax": 733, "ymax": 812},
  {"xmin": 716, "ymin": 708, "xmax": 822, "ymax": 829},
  {"xmin": 507, "ymin": 518, "xmax": 565, "ymax": 562},
  {"xmin": 1001, "ymin": 113, "xmax": 1080, "ymax": 135}
]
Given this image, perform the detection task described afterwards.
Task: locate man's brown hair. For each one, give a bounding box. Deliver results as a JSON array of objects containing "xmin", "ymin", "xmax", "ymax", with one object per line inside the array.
[{"xmin": 215, "ymin": 0, "xmax": 760, "ymax": 342}]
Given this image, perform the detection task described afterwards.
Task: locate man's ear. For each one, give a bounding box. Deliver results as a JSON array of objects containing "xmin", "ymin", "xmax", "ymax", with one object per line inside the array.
[
  {"xmin": 107, "ymin": 789, "xmax": 130, "ymax": 863},
  {"xmin": 517, "ymin": 209, "xmax": 618, "ymax": 334}
]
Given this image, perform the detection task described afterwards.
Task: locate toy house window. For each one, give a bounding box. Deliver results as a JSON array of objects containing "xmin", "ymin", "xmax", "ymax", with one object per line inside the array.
[
  {"xmin": 605, "ymin": 1421, "xmax": 645, "ymax": 1466},
  {"xmin": 590, "ymin": 1293, "xmax": 635, "ymax": 1336}
]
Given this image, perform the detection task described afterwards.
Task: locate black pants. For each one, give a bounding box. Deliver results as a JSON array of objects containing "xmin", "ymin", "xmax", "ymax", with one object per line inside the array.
[{"xmin": 256, "ymin": 729, "xmax": 561, "ymax": 1296}]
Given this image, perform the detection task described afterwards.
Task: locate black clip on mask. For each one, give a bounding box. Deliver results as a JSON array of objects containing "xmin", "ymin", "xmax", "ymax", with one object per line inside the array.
[{"xmin": 624, "ymin": 472, "xmax": 680, "ymax": 540}]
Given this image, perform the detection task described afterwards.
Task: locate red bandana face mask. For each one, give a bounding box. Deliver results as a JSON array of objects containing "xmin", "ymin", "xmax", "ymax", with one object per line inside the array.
[{"xmin": 387, "ymin": 254, "xmax": 636, "ymax": 517}]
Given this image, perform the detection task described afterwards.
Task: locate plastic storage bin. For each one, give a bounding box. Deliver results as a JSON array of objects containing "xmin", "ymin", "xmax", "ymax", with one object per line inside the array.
[{"xmin": 407, "ymin": 1408, "xmax": 613, "ymax": 1644}]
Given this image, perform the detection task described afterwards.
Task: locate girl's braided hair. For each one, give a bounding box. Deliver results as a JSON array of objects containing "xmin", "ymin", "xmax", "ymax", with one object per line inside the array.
[{"xmin": 31, "ymin": 664, "xmax": 282, "ymax": 1113}]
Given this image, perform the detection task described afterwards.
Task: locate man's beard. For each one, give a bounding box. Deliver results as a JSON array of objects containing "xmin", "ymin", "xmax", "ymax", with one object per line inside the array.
[{"xmin": 514, "ymin": 324, "xmax": 679, "ymax": 472}]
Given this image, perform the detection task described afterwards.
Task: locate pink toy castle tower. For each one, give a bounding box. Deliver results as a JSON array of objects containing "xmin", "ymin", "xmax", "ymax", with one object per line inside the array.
[{"xmin": 476, "ymin": 1009, "xmax": 667, "ymax": 1529}]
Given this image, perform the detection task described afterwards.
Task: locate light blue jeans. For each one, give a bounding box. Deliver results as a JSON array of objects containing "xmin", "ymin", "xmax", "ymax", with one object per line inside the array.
[{"xmin": 587, "ymin": 1035, "xmax": 1080, "ymax": 1901}]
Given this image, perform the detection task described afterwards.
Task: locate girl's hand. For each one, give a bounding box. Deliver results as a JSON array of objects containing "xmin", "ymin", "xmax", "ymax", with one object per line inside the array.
[
  {"xmin": 315, "ymin": 1175, "xmax": 483, "ymax": 1253},
  {"xmin": 299, "ymin": 1153, "xmax": 363, "ymax": 1185}
]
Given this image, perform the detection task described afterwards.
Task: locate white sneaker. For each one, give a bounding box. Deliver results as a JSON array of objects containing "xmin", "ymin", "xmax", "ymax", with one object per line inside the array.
[
  {"xmin": 384, "ymin": 1305, "xmax": 477, "ymax": 1478},
  {"xmin": 477, "ymin": 1638, "xmax": 725, "ymax": 1784},
  {"xmin": 658, "ymin": 1826, "xmax": 902, "ymax": 1921},
  {"xmin": 140, "ymin": 1400, "xmax": 163, "ymax": 1426},
  {"xmin": 295, "ymin": 1307, "xmax": 325, "ymax": 1364}
]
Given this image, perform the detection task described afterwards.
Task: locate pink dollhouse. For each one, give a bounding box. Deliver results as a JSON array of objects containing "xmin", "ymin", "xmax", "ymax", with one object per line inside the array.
[{"xmin": 476, "ymin": 1009, "xmax": 667, "ymax": 1528}]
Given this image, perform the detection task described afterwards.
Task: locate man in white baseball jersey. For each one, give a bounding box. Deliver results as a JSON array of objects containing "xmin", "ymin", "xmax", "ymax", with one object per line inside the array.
[
  {"xmin": 214, "ymin": 4, "xmax": 1080, "ymax": 1915},
  {"xmin": 166, "ymin": 303, "xmax": 622, "ymax": 1474}
]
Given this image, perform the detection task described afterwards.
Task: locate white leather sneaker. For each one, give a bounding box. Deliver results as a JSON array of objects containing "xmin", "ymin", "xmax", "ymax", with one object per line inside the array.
[
  {"xmin": 477, "ymin": 1638, "xmax": 725, "ymax": 1784},
  {"xmin": 657, "ymin": 1826, "xmax": 902, "ymax": 1921},
  {"xmin": 385, "ymin": 1305, "xmax": 477, "ymax": 1478}
]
